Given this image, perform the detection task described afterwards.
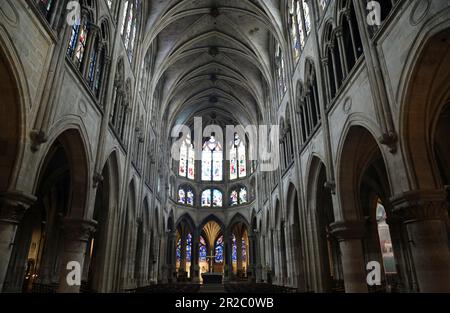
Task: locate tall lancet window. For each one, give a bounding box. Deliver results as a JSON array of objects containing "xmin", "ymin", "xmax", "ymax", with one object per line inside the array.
[
  {"xmin": 179, "ymin": 135, "xmax": 195, "ymax": 180},
  {"xmin": 202, "ymin": 136, "xmax": 223, "ymax": 181},
  {"xmin": 121, "ymin": 0, "xmax": 141, "ymax": 62},
  {"xmin": 230, "ymin": 134, "xmax": 247, "ymax": 180}
]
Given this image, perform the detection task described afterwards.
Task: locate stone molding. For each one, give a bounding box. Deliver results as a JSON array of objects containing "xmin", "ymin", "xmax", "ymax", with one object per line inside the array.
[
  {"xmin": 330, "ymin": 220, "xmax": 365, "ymax": 240},
  {"xmin": 0, "ymin": 191, "xmax": 37, "ymax": 224},
  {"xmin": 391, "ymin": 190, "xmax": 449, "ymax": 224},
  {"xmin": 60, "ymin": 218, "xmax": 98, "ymax": 242}
]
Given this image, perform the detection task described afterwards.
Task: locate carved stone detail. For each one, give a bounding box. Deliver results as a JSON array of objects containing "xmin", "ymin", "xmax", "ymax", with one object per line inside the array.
[
  {"xmin": 330, "ymin": 220, "xmax": 365, "ymax": 240},
  {"xmin": 0, "ymin": 191, "xmax": 37, "ymax": 223},
  {"xmin": 60, "ymin": 218, "xmax": 97, "ymax": 242},
  {"xmin": 391, "ymin": 190, "xmax": 449, "ymax": 223}
]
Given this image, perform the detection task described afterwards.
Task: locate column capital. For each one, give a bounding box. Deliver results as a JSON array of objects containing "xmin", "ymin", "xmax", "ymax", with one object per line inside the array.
[
  {"xmin": 390, "ymin": 190, "xmax": 449, "ymax": 223},
  {"xmin": 0, "ymin": 191, "xmax": 37, "ymax": 224},
  {"xmin": 330, "ymin": 220, "xmax": 365, "ymax": 240},
  {"xmin": 60, "ymin": 218, "xmax": 97, "ymax": 242}
]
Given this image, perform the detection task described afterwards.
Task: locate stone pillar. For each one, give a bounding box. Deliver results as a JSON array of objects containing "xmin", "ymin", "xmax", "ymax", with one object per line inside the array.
[
  {"xmin": 167, "ymin": 231, "xmax": 176, "ymax": 283},
  {"xmin": 330, "ymin": 220, "xmax": 368, "ymax": 293},
  {"xmin": 57, "ymin": 218, "xmax": 97, "ymax": 293},
  {"xmin": 391, "ymin": 191, "xmax": 450, "ymax": 292},
  {"xmin": 190, "ymin": 231, "xmax": 200, "ymax": 283},
  {"xmin": 0, "ymin": 192, "xmax": 36, "ymax": 291},
  {"xmin": 223, "ymin": 233, "xmax": 233, "ymax": 282},
  {"xmin": 180, "ymin": 233, "xmax": 187, "ymax": 274}
]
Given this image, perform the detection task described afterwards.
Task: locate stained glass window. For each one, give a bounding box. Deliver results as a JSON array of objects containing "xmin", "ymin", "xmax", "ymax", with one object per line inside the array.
[
  {"xmin": 179, "ymin": 135, "xmax": 195, "ymax": 180},
  {"xmin": 302, "ymin": 0, "xmax": 311, "ymax": 35},
  {"xmin": 199, "ymin": 236, "xmax": 207, "ymax": 262},
  {"xmin": 202, "ymin": 189, "xmax": 223, "ymax": 207},
  {"xmin": 36, "ymin": 0, "xmax": 55, "ymax": 21},
  {"xmin": 67, "ymin": 15, "xmax": 89, "ymax": 71},
  {"xmin": 232, "ymin": 235, "xmax": 237, "ymax": 262},
  {"xmin": 186, "ymin": 233, "xmax": 192, "ymax": 262},
  {"xmin": 275, "ymin": 44, "xmax": 287, "ymax": 95},
  {"xmin": 215, "ymin": 235, "xmax": 224, "ymax": 263},
  {"xmin": 202, "ymin": 137, "xmax": 223, "ymax": 181},
  {"xmin": 230, "ymin": 186, "xmax": 248, "ymax": 206},
  {"xmin": 230, "ymin": 134, "xmax": 246, "ymax": 180},
  {"xmin": 187, "ymin": 189, "xmax": 194, "ymax": 206},
  {"xmin": 201, "ymin": 189, "xmax": 211, "ymax": 207},
  {"xmin": 289, "ymin": 0, "xmax": 311, "ymax": 62},
  {"xmin": 178, "ymin": 188, "xmax": 186, "ymax": 204},
  {"xmin": 230, "ymin": 190, "xmax": 238, "ymax": 206},
  {"xmin": 178, "ymin": 186, "xmax": 194, "ymax": 206},
  {"xmin": 121, "ymin": 0, "xmax": 141, "ymax": 62},
  {"xmin": 176, "ymin": 238, "xmax": 181, "ymax": 261}
]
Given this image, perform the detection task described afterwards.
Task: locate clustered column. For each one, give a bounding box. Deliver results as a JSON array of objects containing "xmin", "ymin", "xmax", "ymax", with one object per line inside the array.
[
  {"xmin": 392, "ymin": 190, "xmax": 450, "ymax": 292},
  {"xmin": 330, "ymin": 220, "xmax": 368, "ymax": 293},
  {"xmin": 0, "ymin": 192, "xmax": 36, "ymax": 291},
  {"xmin": 57, "ymin": 218, "xmax": 97, "ymax": 293}
]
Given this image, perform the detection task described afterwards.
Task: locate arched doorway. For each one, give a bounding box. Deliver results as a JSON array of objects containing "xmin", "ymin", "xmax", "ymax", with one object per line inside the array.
[
  {"xmin": 4, "ymin": 130, "xmax": 90, "ymax": 293},
  {"xmin": 0, "ymin": 44, "xmax": 30, "ymax": 292},
  {"xmin": 308, "ymin": 159, "xmax": 343, "ymax": 292},
  {"xmin": 86, "ymin": 153, "xmax": 119, "ymax": 292},
  {"xmin": 337, "ymin": 125, "xmax": 404, "ymax": 293},
  {"xmin": 274, "ymin": 200, "xmax": 287, "ymax": 285},
  {"xmin": 174, "ymin": 214, "xmax": 195, "ymax": 281},
  {"xmin": 400, "ymin": 27, "xmax": 450, "ymax": 292},
  {"xmin": 286, "ymin": 183, "xmax": 305, "ymax": 290}
]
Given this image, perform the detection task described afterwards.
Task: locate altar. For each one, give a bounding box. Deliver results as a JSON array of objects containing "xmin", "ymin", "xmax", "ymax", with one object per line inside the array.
[{"xmin": 201, "ymin": 272, "xmax": 223, "ymax": 284}]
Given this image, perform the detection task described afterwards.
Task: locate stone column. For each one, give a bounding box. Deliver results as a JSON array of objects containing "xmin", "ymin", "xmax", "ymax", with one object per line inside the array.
[
  {"xmin": 57, "ymin": 218, "xmax": 97, "ymax": 293},
  {"xmin": 330, "ymin": 220, "xmax": 368, "ymax": 293},
  {"xmin": 391, "ymin": 190, "xmax": 450, "ymax": 292},
  {"xmin": 190, "ymin": 230, "xmax": 200, "ymax": 283},
  {"xmin": 167, "ymin": 231, "xmax": 176, "ymax": 283},
  {"xmin": 223, "ymin": 233, "xmax": 233, "ymax": 282},
  {"xmin": 0, "ymin": 192, "xmax": 36, "ymax": 291},
  {"xmin": 180, "ymin": 233, "xmax": 187, "ymax": 274}
]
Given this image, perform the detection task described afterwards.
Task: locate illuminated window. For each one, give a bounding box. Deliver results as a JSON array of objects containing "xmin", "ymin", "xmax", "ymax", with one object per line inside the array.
[
  {"xmin": 215, "ymin": 235, "xmax": 224, "ymax": 263},
  {"xmin": 199, "ymin": 236, "xmax": 207, "ymax": 262},
  {"xmin": 202, "ymin": 137, "xmax": 223, "ymax": 181},
  {"xmin": 230, "ymin": 186, "xmax": 248, "ymax": 206},
  {"xmin": 121, "ymin": 0, "xmax": 141, "ymax": 62},
  {"xmin": 179, "ymin": 135, "xmax": 195, "ymax": 180},
  {"xmin": 230, "ymin": 134, "xmax": 247, "ymax": 180},
  {"xmin": 178, "ymin": 186, "xmax": 194, "ymax": 206},
  {"xmin": 201, "ymin": 189, "xmax": 223, "ymax": 207}
]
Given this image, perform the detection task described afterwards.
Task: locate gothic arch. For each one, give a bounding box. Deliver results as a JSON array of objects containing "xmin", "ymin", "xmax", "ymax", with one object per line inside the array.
[
  {"xmin": 0, "ymin": 31, "xmax": 28, "ymax": 192},
  {"xmin": 36, "ymin": 128, "xmax": 90, "ymax": 218},
  {"xmin": 400, "ymin": 27, "xmax": 450, "ymax": 191}
]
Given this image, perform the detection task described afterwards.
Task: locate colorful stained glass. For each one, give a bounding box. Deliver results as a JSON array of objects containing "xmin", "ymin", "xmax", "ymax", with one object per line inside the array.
[
  {"xmin": 239, "ymin": 187, "xmax": 248, "ymax": 204},
  {"xmin": 242, "ymin": 238, "xmax": 247, "ymax": 260},
  {"xmin": 176, "ymin": 238, "xmax": 181, "ymax": 261},
  {"xmin": 202, "ymin": 137, "xmax": 223, "ymax": 181},
  {"xmin": 186, "ymin": 190, "xmax": 194, "ymax": 206},
  {"xmin": 232, "ymin": 235, "xmax": 237, "ymax": 262},
  {"xmin": 212, "ymin": 189, "xmax": 223, "ymax": 207},
  {"xmin": 178, "ymin": 188, "xmax": 186, "ymax": 204},
  {"xmin": 199, "ymin": 236, "xmax": 207, "ymax": 262},
  {"xmin": 230, "ymin": 134, "xmax": 246, "ymax": 180},
  {"xmin": 179, "ymin": 136, "xmax": 195, "ymax": 179},
  {"xmin": 186, "ymin": 234, "xmax": 192, "ymax": 262},
  {"xmin": 215, "ymin": 235, "xmax": 224, "ymax": 263},
  {"xmin": 230, "ymin": 190, "xmax": 238, "ymax": 206},
  {"xmin": 201, "ymin": 189, "xmax": 211, "ymax": 207}
]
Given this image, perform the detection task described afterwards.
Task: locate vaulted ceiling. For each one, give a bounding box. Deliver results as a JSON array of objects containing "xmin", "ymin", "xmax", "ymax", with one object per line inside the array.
[{"xmin": 140, "ymin": 0, "xmax": 286, "ymax": 132}]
